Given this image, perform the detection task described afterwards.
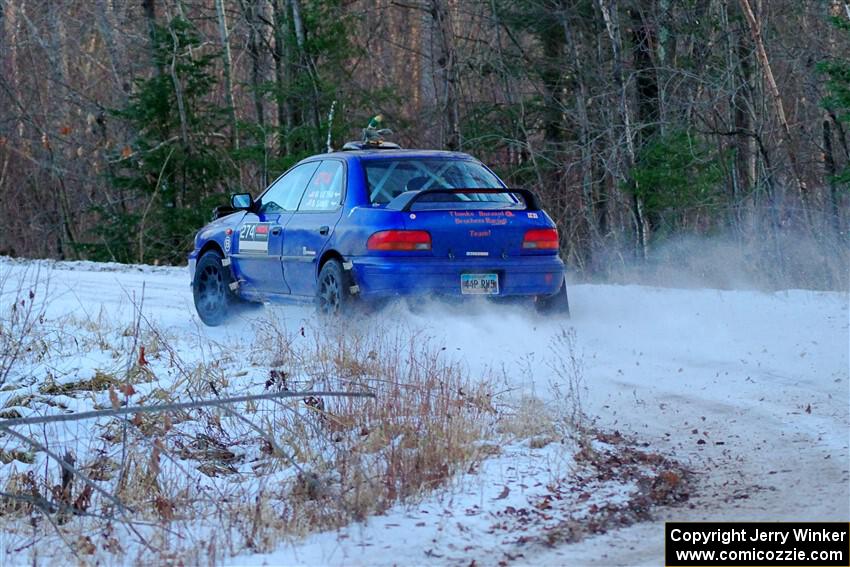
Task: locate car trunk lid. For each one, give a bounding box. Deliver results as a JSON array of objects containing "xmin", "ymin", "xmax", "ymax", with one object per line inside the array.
[{"xmin": 388, "ymin": 189, "xmax": 554, "ymax": 259}]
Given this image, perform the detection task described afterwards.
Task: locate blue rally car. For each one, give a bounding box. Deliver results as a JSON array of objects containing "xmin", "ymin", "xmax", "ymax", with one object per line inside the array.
[{"xmin": 188, "ymin": 142, "xmax": 569, "ymax": 325}]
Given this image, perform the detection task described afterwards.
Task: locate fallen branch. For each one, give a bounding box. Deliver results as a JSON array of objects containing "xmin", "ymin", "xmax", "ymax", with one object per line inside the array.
[{"xmin": 0, "ymin": 389, "xmax": 375, "ymax": 428}]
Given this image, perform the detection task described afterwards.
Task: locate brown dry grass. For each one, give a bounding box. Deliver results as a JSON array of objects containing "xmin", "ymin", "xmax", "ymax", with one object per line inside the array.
[{"xmin": 0, "ymin": 311, "xmax": 503, "ymax": 564}]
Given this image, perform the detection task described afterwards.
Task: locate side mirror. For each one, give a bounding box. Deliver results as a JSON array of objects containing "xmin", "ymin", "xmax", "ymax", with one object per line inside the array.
[{"xmin": 231, "ymin": 193, "xmax": 253, "ymax": 210}]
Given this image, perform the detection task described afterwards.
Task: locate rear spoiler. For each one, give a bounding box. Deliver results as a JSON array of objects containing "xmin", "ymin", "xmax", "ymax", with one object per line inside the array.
[{"xmin": 386, "ymin": 188, "xmax": 540, "ymax": 212}]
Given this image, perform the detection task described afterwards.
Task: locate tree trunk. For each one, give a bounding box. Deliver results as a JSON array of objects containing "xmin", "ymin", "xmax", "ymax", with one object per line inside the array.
[
  {"xmin": 632, "ymin": 10, "xmax": 659, "ymax": 136},
  {"xmin": 656, "ymin": 0, "xmax": 670, "ymax": 133},
  {"xmin": 243, "ymin": 0, "xmax": 267, "ymax": 186},
  {"xmin": 754, "ymin": 134, "xmax": 786, "ymax": 275},
  {"xmin": 166, "ymin": 23, "xmax": 190, "ymax": 154},
  {"xmin": 562, "ymin": 8, "xmax": 602, "ymax": 266},
  {"xmin": 271, "ymin": 0, "xmax": 293, "ymax": 157},
  {"xmin": 598, "ymin": 0, "xmax": 649, "ymax": 260},
  {"xmin": 0, "ymin": 1, "xmax": 9, "ymax": 225},
  {"xmin": 540, "ymin": 8, "xmax": 565, "ymax": 152},
  {"xmin": 244, "ymin": 0, "xmax": 266, "ymax": 128},
  {"xmin": 536, "ymin": 4, "xmax": 567, "ymax": 247},
  {"xmin": 288, "ymin": 0, "xmax": 322, "ymax": 151},
  {"xmin": 46, "ymin": 0, "xmax": 78, "ymax": 258},
  {"xmin": 431, "ymin": 0, "xmax": 461, "ymax": 150},
  {"xmin": 215, "ymin": 0, "xmax": 239, "ymax": 150},
  {"xmin": 739, "ymin": 0, "xmax": 810, "ymax": 217},
  {"xmin": 94, "ymin": 0, "xmax": 130, "ymax": 97},
  {"xmin": 3, "ymin": 1, "xmax": 22, "ymax": 141},
  {"xmin": 823, "ymin": 115, "xmax": 842, "ymax": 237},
  {"xmin": 723, "ymin": 0, "xmax": 757, "ymax": 201},
  {"xmin": 142, "ymin": 0, "xmax": 159, "ymax": 72},
  {"xmin": 630, "ymin": 6, "xmax": 661, "ymax": 235}
]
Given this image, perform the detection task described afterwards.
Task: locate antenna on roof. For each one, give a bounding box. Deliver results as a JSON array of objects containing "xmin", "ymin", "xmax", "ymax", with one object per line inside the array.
[{"xmin": 325, "ymin": 100, "xmax": 337, "ymax": 153}]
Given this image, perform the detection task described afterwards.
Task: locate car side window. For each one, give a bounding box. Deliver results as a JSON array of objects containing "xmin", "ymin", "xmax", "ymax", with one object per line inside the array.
[
  {"xmin": 297, "ymin": 161, "xmax": 344, "ymax": 212},
  {"xmin": 259, "ymin": 162, "xmax": 320, "ymax": 213}
]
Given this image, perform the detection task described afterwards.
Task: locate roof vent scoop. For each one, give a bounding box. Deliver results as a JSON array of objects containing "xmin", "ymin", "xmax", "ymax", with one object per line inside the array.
[{"xmin": 341, "ymin": 114, "xmax": 402, "ymax": 151}]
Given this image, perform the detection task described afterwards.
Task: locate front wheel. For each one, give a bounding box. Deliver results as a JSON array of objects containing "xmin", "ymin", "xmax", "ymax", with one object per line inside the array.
[
  {"xmin": 535, "ymin": 278, "xmax": 570, "ymax": 317},
  {"xmin": 316, "ymin": 259, "xmax": 351, "ymax": 316},
  {"xmin": 193, "ymin": 251, "xmax": 236, "ymax": 326}
]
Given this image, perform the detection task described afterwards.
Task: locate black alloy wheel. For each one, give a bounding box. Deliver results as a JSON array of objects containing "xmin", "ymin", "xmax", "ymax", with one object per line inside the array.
[
  {"xmin": 193, "ymin": 251, "xmax": 233, "ymax": 326},
  {"xmin": 317, "ymin": 259, "xmax": 350, "ymax": 316}
]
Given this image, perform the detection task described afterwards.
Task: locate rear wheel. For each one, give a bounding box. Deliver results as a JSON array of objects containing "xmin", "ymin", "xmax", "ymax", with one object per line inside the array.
[
  {"xmin": 193, "ymin": 251, "xmax": 236, "ymax": 326},
  {"xmin": 535, "ymin": 278, "xmax": 570, "ymax": 317},
  {"xmin": 316, "ymin": 259, "xmax": 351, "ymax": 316}
]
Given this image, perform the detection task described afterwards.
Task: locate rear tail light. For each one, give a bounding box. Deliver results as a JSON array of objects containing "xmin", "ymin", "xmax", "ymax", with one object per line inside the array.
[
  {"xmin": 367, "ymin": 230, "xmax": 432, "ymax": 251},
  {"xmin": 522, "ymin": 228, "xmax": 559, "ymax": 250}
]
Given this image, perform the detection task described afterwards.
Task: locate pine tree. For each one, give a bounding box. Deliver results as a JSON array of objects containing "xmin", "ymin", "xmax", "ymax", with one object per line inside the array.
[{"xmin": 91, "ymin": 17, "xmax": 235, "ymax": 265}]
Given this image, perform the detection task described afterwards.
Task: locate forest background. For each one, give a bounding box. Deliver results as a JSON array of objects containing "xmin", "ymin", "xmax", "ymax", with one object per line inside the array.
[{"xmin": 0, "ymin": 0, "xmax": 847, "ymax": 289}]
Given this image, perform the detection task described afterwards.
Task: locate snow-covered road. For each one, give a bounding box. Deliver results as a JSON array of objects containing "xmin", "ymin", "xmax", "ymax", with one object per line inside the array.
[{"xmin": 1, "ymin": 258, "xmax": 847, "ymax": 566}]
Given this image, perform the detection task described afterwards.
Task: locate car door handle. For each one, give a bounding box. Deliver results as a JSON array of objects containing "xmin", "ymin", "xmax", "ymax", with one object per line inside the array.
[
  {"xmin": 318, "ymin": 225, "xmax": 329, "ymax": 235},
  {"xmin": 271, "ymin": 226, "xmax": 282, "ymax": 236}
]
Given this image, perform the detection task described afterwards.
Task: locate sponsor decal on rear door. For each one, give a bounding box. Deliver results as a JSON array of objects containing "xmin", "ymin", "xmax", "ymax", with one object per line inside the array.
[{"xmin": 238, "ymin": 223, "xmax": 270, "ymax": 253}]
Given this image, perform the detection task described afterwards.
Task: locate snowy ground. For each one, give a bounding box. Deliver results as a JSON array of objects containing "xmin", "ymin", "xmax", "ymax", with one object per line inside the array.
[{"xmin": 0, "ymin": 257, "xmax": 847, "ymax": 566}]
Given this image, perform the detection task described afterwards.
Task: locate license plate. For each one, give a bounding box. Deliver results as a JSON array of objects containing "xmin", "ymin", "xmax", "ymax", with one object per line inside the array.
[{"xmin": 461, "ymin": 273, "xmax": 499, "ymax": 295}]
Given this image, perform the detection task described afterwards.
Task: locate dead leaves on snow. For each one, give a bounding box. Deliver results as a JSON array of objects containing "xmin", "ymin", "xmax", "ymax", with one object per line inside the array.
[{"xmin": 488, "ymin": 428, "xmax": 692, "ymax": 549}]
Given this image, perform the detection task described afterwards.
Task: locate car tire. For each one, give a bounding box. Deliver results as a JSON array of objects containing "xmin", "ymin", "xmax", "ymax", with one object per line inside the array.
[
  {"xmin": 535, "ymin": 278, "xmax": 570, "ymax": 317},
  {"xmin": 316, "ymin": 259, "xmax": 351, "ymax": 316},
  {"xmin": 193, "ymin": 250, "xmax": 237, "ymax": 326}
]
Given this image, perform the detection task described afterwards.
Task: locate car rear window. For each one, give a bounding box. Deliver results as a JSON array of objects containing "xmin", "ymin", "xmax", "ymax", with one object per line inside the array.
[{"xmin": 363, "ymin": 158, "xmax": 509, "ymax": 206}]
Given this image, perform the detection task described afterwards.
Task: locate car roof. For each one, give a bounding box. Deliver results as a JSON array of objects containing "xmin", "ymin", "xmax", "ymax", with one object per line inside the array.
[{"xmin": 308, "ymin": 149, "xmax": 477, "ymax": 162}]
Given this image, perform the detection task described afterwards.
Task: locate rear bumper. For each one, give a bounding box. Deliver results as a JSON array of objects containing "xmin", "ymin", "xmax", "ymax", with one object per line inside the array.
[{"xmin": 350, "ymin": 255, "xmax": 565, "ymax": 298}]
